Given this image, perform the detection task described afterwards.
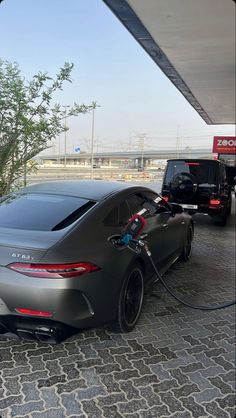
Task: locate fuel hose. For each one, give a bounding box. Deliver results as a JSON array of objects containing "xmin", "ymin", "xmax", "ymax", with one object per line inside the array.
[
  {"xmin": 108, "ymin": 234, "xmax": 236, "ymax": 311},
  {"xmin": 145, "ymin": 245, "xmax": 236, "ymax": 310}
]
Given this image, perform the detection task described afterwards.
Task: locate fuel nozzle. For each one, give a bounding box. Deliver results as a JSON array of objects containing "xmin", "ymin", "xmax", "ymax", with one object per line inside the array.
[
  {"xmin": 122, "ymin": 214, "xmax": 146, "ymax": 240},
  {"xmin": 108, "ymin": 214, "xmax": 147, "ymax": 251}
]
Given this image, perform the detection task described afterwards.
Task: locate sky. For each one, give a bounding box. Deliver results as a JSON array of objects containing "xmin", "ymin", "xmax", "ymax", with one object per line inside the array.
[{"xmin": 0, "ymin": 0, "xmax": 235, "ymax": 154}]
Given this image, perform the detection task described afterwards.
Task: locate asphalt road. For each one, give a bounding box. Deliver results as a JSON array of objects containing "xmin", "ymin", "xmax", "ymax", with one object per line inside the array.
[{"xmin": 0, "ymin": 195, "xmax": 235, "ymax": 418}]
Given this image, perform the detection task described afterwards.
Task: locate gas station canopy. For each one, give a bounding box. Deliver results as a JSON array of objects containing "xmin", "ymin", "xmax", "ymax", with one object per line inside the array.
[{"xmin": 103, "ymin": 0, "xmax": 236, "ymax": 125}]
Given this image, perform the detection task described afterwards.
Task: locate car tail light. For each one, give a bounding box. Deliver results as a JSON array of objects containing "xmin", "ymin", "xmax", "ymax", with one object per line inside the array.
[
  {"xmin": 162, "ymin": 196, "xmax": 169, "ymax": 202},
  {"xmin": 209, "ymin": 199, "xmax": 221, "ymax": 206},
  {"xmin": 15, "ymin": 308, "xmax": 52, "ymax": 317},
  {"xmin": 185, "ymin": 162, "xmax": 200, "ymax": 166},
  {"xmin": 7, "ymin": 262, "xmax": 101, "ymax": 278}
]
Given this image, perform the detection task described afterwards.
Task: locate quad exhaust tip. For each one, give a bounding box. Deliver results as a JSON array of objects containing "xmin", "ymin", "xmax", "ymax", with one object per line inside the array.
[
  {"xmin": 1, "ymin": 319, "xmax": 76, "ymax": 343},
  {"xmin": 16, "ymin": 328, "xmax": 60, "ymax": 343},
  {"xmin": 16, "ymin": 325, "xmax": 75, "ymax": 344},
  {"xmin": 16, "ymin": 328, "xmax": 65, "ymax": 344},
  {"xmin": 0, "ymin": 322, "xmax": 8, "ymax": 334}
]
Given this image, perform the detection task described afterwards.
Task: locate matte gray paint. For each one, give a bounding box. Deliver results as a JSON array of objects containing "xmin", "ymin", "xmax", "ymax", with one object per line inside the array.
[{"xmin": 0, "ymin": 180, "xmax": 191, "ymax": 336}]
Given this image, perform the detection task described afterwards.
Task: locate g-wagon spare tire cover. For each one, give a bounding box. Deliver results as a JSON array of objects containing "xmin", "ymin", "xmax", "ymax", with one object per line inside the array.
[{"xmin": 170, "ymin": 172, "xmax": 197, "ymax": 202}]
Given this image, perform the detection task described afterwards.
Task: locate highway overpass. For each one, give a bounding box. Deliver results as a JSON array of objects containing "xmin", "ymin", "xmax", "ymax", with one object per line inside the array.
[{"xmin": 38, "ymin": 148, "xmax": 213, "ymax": 167}]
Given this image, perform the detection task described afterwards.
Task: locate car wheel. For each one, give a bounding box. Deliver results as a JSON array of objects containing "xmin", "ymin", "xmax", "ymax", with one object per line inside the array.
[
  {"xmin": 115, "ymin": 263, "xmax": 144, "ymax": 333},
  {"xmin": 213, "ymin": 211, "xmax": 227, "ymax": 226},
  {"xmin": 226, "ymin": 196, "xmax": 232, "ymax": 216},
  {"xmin": 180, "ymin": 225, "xmax": 193, "ymax": 261}
]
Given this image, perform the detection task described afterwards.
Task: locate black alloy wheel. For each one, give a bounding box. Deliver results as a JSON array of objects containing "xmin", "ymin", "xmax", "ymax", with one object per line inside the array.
[
  {"xmin": 180, "ymin": 225, "xmax": 193, "ymax": 261},
  {"xmin": 115, "ymin": 264, "xmax": 144, "ymax": 332}
]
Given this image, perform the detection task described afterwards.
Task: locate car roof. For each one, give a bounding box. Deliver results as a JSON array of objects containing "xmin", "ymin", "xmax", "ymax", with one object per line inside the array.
[
  {"xmin": 166, "ymin": 158, "xmax": 221, "ymax": 164},
  {"xmin": 19, "ymin": 180, "xmax": 139, "ymax": 201}
]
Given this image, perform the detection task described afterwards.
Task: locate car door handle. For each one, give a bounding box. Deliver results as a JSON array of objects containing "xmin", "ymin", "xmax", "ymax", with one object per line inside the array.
[
  {"xmin": 181, "ymin": 220, "xmax": 185, "ymax": 225},
  {"xmin": 162, "ymin": 223, "xmax": 168, "ymax": 229}
]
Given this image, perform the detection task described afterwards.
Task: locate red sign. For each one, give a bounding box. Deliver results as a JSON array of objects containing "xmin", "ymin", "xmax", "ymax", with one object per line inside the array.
[{"xmin": 213, "ymin": 136, "xmax": 236, "ymax": 154}]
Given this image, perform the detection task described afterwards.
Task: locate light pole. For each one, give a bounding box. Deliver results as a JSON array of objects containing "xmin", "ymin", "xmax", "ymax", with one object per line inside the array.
[
  {"xmin": 91, "ymin": 107, "xmax": 95, "ymax": 179},
  {"xmin": 62, "ymin": 105, "xmax": 70, "ymax": 168},
  {"xmin": 138, "ymin": 133, "xmax": 147, "ymax": 171},
  {"xmin": 90, "ymin": 103, "xmax": 100, "ymax": 179},
  {"xmin": 58, "ymin": 134, "xmax": 61, "ymax": 165},
  {"xmin": 141, "ymin": 137, "xmax": 144, "ymax": 170},
  {"xmin": 176, "ymin": 125, "xmax": 181, "ymax": 158}
]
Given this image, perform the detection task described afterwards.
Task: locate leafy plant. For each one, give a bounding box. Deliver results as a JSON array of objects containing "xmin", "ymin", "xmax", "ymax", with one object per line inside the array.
[{"xmin": 0, "ymin": 60, "xmax": 96, "ymax": 195}]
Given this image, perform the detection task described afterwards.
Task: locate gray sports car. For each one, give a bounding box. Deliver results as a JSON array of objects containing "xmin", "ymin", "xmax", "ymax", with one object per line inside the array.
[{"xmin": 0, "ymin": 180, "xmax": 194, "ymax": 342}]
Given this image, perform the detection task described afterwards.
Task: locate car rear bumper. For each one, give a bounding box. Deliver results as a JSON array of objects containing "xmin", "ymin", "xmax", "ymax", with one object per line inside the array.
[
  {"xmin": 0, "ymin": 315, "xmax": 73, "ymax": 343},
  {"xmin": 0, "ymin": 265, "xmax": 119, "ymax": 340},
  {"xmin": 169, "ymin": 202, "xmax": 225, "ymax": 216}
]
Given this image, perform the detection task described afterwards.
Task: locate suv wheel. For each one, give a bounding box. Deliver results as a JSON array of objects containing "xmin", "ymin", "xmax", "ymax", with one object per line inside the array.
[
  {"xmin": 213, "ymin": 208, "xmax": 228, "ymax": 226},
  {"xmin": 226, "ymin": 194, "xmax": 232, "ymax": 216}
]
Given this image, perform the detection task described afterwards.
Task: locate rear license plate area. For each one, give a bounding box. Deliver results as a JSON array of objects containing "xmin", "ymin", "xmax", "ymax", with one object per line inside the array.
[{"xmin": 181, "ymin": 204, "xmax": 198, "ymax": 210}]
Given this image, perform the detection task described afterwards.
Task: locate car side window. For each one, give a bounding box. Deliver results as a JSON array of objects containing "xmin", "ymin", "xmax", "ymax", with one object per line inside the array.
[
  {"xmin": 126, "ymin": 191, "xmax": 170, "ymax": 220},
  {"xmin": 141, "ymin": 191, "xmax": 170, "ymax": 216},
  {"xmin": 126, "ymin": 194, "xmax": 145, "ymax": 215},
  {"xmin": 119, "ymin": 201, "xmax": 132, "ymax": 226},
  {"xmin": 104, "ymin": 190, "xmax": 170, "ymax": 228},
  {"xmin": 104, "ymin": 206, "xmax": 119, "ymax": 227},
  {"xmin": 104, "ymin": 201, "xmax": 132, "ymax": 227}
]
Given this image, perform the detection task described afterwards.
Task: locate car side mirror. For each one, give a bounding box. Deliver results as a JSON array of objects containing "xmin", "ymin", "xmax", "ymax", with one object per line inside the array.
[{"xmin": 170, "ymin": 203, "xmax": 183, "ymax": 215}]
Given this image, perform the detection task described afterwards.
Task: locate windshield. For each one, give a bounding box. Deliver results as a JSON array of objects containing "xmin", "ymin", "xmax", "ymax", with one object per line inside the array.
[{"xmin": 165, "ymin": 161, "xmax": 217, "ymax": 184}]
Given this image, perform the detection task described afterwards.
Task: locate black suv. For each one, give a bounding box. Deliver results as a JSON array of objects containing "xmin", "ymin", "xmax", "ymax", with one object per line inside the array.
[{"xmin": 161, "ymin": 159, "xmax": 233, "ymax": 226}]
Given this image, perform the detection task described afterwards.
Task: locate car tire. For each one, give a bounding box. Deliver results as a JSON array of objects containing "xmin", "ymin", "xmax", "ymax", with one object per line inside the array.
[
  {"xmin": 180, "ymin": 225, "xmax": 193, "ymax": 261},
  {"xmin": 114, "ymin": 263, "xmax": 144, "ymax": 333},
  {"xmin": 226, "ymin": 195, "xmax": 232, "ymax": 216},
  {"xmin": 213, "ymin": 211, "xmax": 227, "ymax": 226}
]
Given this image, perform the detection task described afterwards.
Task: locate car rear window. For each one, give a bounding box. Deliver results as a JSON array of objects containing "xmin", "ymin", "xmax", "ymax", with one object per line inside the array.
[
  {"xmin": 164, "ymin": 161, "xmax": 217, "ymax": 184},
  {"xmin": 0, "ymin": 193, "xmax": 96, "ymax": 231}
]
